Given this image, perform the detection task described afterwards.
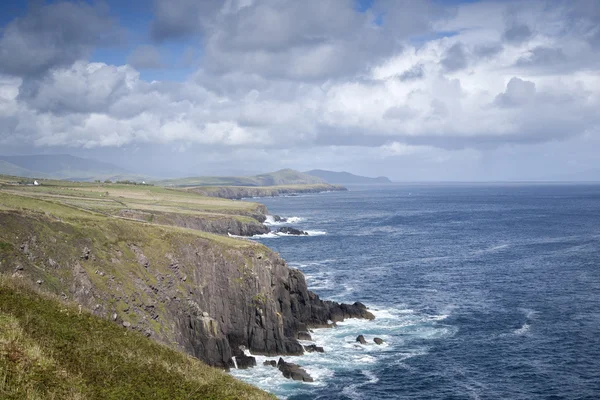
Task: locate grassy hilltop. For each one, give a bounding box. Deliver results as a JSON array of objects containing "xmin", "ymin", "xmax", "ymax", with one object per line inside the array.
[
  {"xmin": 0, "ymin": 175, "xmax": 270, "ymax": 236},
  {"xmin": 156, "ymin": 168, "xmax": 326, "ymax": 187}
]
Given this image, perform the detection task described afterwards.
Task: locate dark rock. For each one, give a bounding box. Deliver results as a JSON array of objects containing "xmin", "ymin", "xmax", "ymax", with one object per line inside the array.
[
  {"xmin": 304, "ymin": 344, "xmax": 324, "ymax": 353},
  {"xmin": 263, "ymin": 360, "xmax": 277, "ymax": 367},
  {"xmin": 273, "ymin": 215, "xmax": 287, "ymax": 222},
  {"xmin": 374, "ymin": 337, "xmax": 384, "ymax": 345},
  {"xmin": 81, "ymin": 247, "xmax": 91, "ymax": 260},
  {"xmin": 277, "ymin": 357, "xmax": 314, "ymax": 382},
  {"xmin": 277, "ymin": 227, "xmax": 308, "ymax": 235},
  {"xmin": 235, "ymin": 354, "xmax": 257, "ymax": 369},
  {"xmin": 297, "ymin": 331, "xmax": 312, "ymax": 341},
  {"xmin": 356, "ymin": 335, "xmax": 367, "ymax": 345}
]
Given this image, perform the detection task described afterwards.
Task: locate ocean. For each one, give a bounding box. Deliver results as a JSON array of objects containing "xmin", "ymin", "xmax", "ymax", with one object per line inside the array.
[{"xmin": 230, "ymin": 183, "xmax": 600, "ymax": 399}]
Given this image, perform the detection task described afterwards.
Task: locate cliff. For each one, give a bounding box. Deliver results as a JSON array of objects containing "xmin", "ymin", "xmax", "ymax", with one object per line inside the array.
[
  {"xmin": 0, "ymin": 276, "xmax": 274, "ymax": 399},
  {"xmin": 184, "ymin": 183, "xmax": 347, "ymax": 200},
  {"xmin": 0, "ymin": 187, "xmax": 373, "ymax": 371},
  {"xmin": 0, "ymin": 178, "xmax": 269, "ymax": 236}
]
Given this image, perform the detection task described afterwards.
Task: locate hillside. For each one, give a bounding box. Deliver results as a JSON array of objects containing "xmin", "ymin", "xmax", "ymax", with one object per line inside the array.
[
  {"xmin": 184, "ymin": 183, "xmax": 347, "ymax": 200},
  {"xmin": 0, "ymin": 276, "xmax": 273, "ymax": 400},
  {"xmin": 0, "ymin": 175, "xmax": 269, "ymax": 236},
  {"xmin": 0, "ymin": 175, "xmax": 374, "ymax": 381},
  {"xmin": 157, "ymin": 168, "xmax": 326, "ymax": 187},
  {"xmin": 0, "ymin": 154, "xmax": 135, "ymax": 181},
  {"xmin": 0, "ymin": 160, "xmax": 49, "ymax": 179},
  {"xmin": 305, "ymin": 169, "xmax": 392, "ymax": 184}
]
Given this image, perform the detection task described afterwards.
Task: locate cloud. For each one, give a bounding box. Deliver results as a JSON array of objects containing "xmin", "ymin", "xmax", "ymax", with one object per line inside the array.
[
  {"xmin": 149, "ymin": 0, "xmax": 221, "ymax": 42},
  {"xmin": 127, "ymin": 45, "xmax": 164, "ymax": 69},
  {"xmin": 503, "ymin": 23, "xmax": 532, "ymax": 44},
  {"xmin": 515, "ymin": 46, "xmax": 566, "ymax": 68},
  {"xmin": 398, "ymin": 64, "xmax": 425, "ymax": 81},
  {"xmin": 0, "ymin": 1, "xmax": 119, "ymax": 78},
  {"xmin": 440, "ymin": 43, "xmax": 468, "ymax": 72},
  {"xmin": 1, "ymin": 0, "xmax": 600, "ymax": 181},
  {"xmin": 494, "ymin": 77, "xmax": 536, "ymax": 108}
]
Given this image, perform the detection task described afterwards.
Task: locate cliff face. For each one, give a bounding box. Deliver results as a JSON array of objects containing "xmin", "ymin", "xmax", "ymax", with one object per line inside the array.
[
  {"xmin": 0, "ymin": 209, "xmax": 372, "ymax": 368},
  {"xmin": 116, "ymin": 209, "xmax": 269, "ymax": 236},
  {"xmin": 184, "ymin": 184, "xmax": 347, "ymax": 200}
]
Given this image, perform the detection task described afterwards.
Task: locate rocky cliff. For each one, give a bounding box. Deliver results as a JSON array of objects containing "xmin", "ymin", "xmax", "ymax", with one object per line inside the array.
[
  {"xmin": 0, "ymin": 204, "xmax": 373, "ymax": 368},
  {"xmin": 184, "ymin": 184, "xmax": 347, "ymax": 200}
]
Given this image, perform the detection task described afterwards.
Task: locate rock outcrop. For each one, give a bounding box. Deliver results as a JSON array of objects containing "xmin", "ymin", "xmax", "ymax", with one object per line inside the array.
[
  {"xmin": 235, "ymin": 354, "xmax": 257, "ymax": 369},
  {"xmin": 277, "ymin": 358, "xmax": 314, "ymax": 382},
  {"xmin": 277, "ymin": 227, "xmax": 308, "ymax": 235},
  {"xmin": 374, "ymin": 337, "xmax": 384, "ymax": 345},
  {"xmin": 304, "ymin": 344, "xmax": 324, "ymax": 353},
  {"xmin": 117, "ymin": 209, "xmax": 269, "ymax": 236},
  {"xmin": 356, "ymin": 335, "xmax": 367, "ymax": 345}
]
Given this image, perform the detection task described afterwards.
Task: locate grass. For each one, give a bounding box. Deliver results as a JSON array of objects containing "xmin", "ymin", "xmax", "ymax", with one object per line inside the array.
[
  {"xmin": 0, "ymin": 276, "xmax": 274, "ymax": 400},
  {"xmin": 0, "ymin": 175, "xmax": 267, "ymax": 237},
  {"xmin": 155, "ymin": 168, "xmax": 325, "ymax": 187}
]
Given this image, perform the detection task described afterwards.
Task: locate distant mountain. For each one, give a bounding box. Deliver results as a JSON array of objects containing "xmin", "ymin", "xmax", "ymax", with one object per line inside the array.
[
  {"xmin": 0, "ymin": 160, "xmax": 50, "ymax": 179},
  {"xmin": 305, "ymin": 169, "xmax": 392, "ymax": 184},
  {"xmin": 158, "ymin": 169, "xmax": 326, "ymax": 187},
  {"xmin": 0, "ymin": 154, "xmax": 134, "ymax": 181}
]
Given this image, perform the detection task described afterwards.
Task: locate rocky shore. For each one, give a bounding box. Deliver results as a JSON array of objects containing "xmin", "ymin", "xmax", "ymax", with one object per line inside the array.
[{"xmin": 0, "ymin": 204, "xmax": 374, "ymax": 371}]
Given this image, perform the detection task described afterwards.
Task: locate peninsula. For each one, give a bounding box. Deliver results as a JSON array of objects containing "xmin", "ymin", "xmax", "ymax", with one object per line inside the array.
[{"xmin": 0, "ymin": 174, "xmax": 372, "ymax": 397}]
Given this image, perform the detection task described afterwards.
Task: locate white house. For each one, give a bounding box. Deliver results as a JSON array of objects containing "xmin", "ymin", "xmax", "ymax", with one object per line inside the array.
[{"xmin": 33, "ymin": 180, "xmax": 40, "ymax": 186}]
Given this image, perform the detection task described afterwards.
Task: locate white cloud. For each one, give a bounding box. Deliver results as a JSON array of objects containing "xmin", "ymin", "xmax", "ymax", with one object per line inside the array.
[{"xmin": 1, "ymin": 0, "xmax": 600, "ymax": 179}]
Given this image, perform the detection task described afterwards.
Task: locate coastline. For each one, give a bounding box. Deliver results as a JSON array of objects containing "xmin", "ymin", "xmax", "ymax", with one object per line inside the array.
[
  {"xmin": 182, "ymin": 183, "xmax": 347, "ymax": 200},
  {"xmin": 0, "ymin": 177, "xmax": 374, "ymax": 395}
]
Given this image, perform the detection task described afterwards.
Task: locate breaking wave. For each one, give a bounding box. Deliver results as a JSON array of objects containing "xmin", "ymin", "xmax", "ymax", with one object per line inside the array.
[{"xmin": 264, "ymin": 215, "xmax": 305, "ymax": 225}]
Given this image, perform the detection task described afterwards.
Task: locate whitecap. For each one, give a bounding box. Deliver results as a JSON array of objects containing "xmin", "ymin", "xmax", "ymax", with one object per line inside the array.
[
  {"xmin": 514, "ymin": 323, "xmax": 530, "ymax": 335},
  {"xmin": 362, "ymin": 369, "xmax": 379, "ymax": 384},
  {"xmin": 305, "ymin": 230, "xmax": 327, "ymax": 236},
  {"xmin": 264, "ymin": 215, "xmax": 306, "ymax": 226}
]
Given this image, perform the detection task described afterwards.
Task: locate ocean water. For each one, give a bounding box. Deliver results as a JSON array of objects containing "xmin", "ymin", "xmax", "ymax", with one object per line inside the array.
[{"xmin": 230, "ymin": 184, "xmax": 600, "ymax": 399}]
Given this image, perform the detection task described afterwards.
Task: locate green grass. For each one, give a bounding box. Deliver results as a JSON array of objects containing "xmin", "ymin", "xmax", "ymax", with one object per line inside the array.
[
  {"xmin": 0, "ymin": 276, "xmax": 274, "ymax": 400},
  {"xmin": 0, "ymin": 176, "xmax": 268, "ymax": 238},
  {"xmin": 156, "ymin": 168, "xmax": 326, "ymax": 187}
]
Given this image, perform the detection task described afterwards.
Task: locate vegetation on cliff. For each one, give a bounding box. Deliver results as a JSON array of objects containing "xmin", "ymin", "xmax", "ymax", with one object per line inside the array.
[
  {"xmin": 0, "ymin": 174, "xmax": 373, "ymax": 395},
  {"xmin": 157, "ymin": 168, "xmax": 328, "ymax": 187},
  {"xmin": 0, "ymin": 276, "xmax": 274, "ymax": 400},
  {"xmin": 0, "ymin": 175, "xmax": 269, "ymax": 236},
  {"xmin": 183, "ymin": 183, "xmax": 347, "ymax": 200}
]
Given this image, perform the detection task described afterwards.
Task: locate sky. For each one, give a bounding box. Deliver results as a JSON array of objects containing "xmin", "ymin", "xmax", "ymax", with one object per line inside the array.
[{"xmin": 0, "ymin": 0, "xmax": 599, "ymax": 181}]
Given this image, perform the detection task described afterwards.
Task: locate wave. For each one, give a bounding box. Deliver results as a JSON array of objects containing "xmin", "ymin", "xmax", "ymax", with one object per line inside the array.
[
  {"xmin": 264, "ymin": 215, "xmax": 305, "ymax": 226},
  {"xmin": 229, "ymin": 230, "xmax": 327, "ymax": 239},
  {"xmin": 513, "ymin": 323, "xmax": 531, "ymax": 335},
  {"xmin": 229, "ymin": 305, "xmax": 456, "ymax": 398}
]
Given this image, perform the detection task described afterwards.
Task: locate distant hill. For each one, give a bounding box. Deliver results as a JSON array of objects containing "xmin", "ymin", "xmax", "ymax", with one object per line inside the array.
[
  {"xmin": 305, "ymin": 169, "xmax": 392, "ymax": 184},
  {"xmin": 0, "ymin": 154, "xmax": 136, "ymax": 181},
  {"xmin": 0, "ymin": 160, "xmax": 49, "ymax": 179},
  {"xmin": 158, "ymin": 168, "xmax": 326, "ymax": 187}
]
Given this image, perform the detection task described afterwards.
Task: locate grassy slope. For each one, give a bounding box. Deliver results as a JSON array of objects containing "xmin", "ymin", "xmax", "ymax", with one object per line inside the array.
[
  {"xmin": 0, "ymin": 176, "xmax": 267, "ymax": 230},
  {"xmin": 157, "ymin": 168, "xmax": 326, "ymax": 187},
  {"xmin": 0, "ymin": 276, "xmax": 274, "ymax": 400}
]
